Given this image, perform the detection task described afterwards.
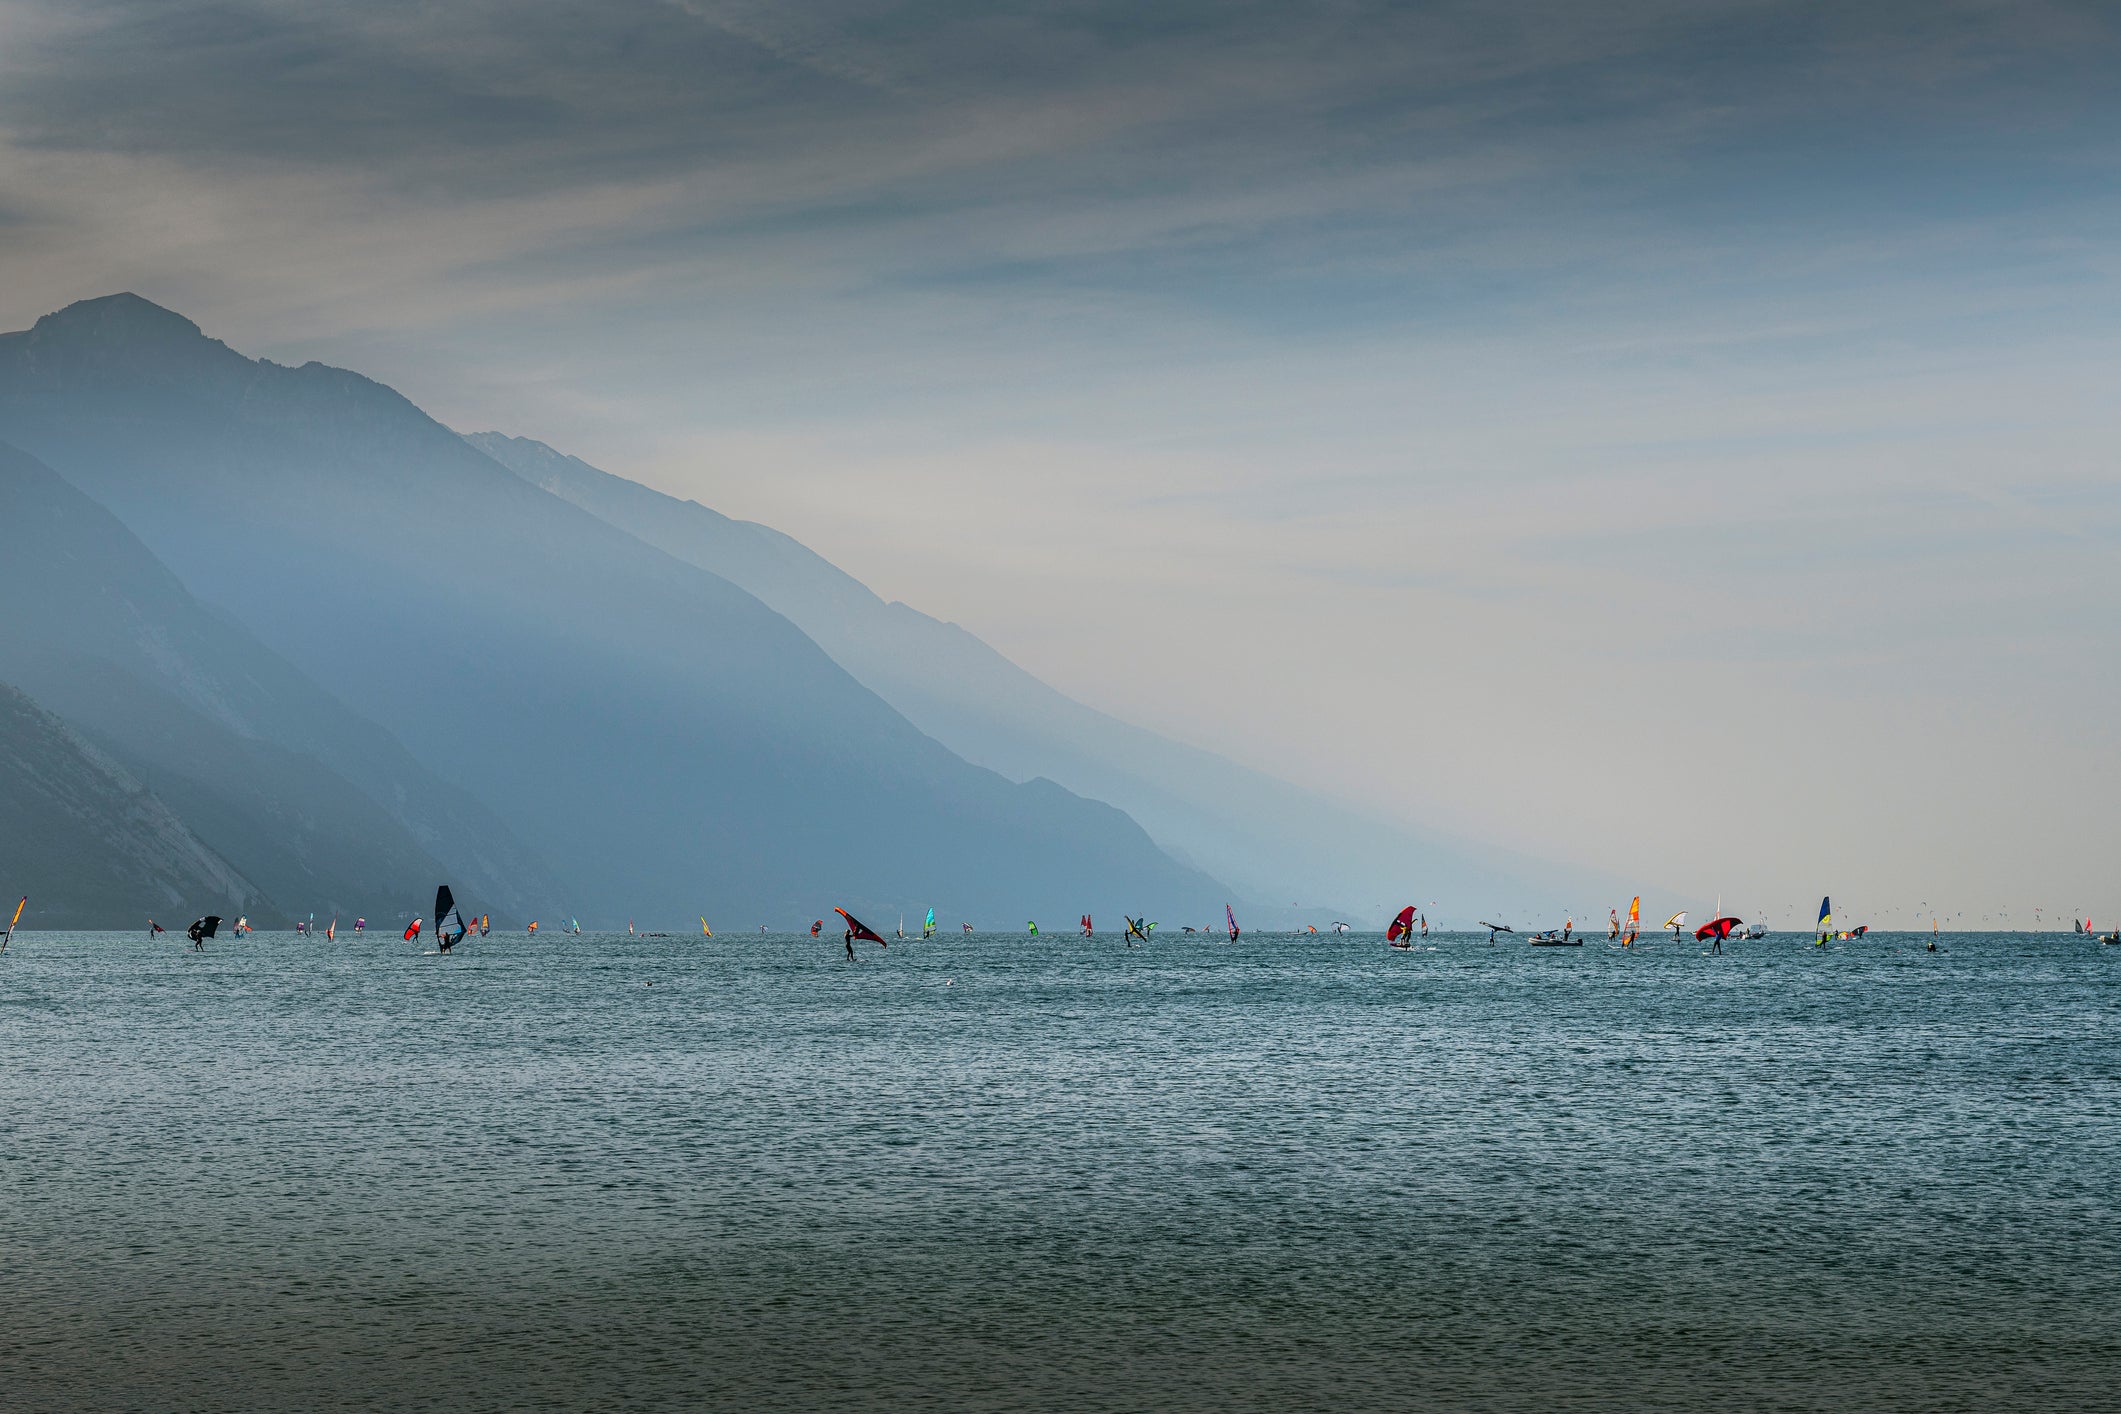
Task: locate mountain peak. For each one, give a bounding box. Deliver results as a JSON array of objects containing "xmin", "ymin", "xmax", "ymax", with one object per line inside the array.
[{"xmin": 34, "ymin": 292, "xmax": 208, "ymax": 344}]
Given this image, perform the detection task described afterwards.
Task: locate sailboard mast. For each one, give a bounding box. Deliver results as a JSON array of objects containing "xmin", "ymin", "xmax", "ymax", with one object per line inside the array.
[{"xmin": 1, "ymin": 896, "xmax": 23, "ymax": 953}]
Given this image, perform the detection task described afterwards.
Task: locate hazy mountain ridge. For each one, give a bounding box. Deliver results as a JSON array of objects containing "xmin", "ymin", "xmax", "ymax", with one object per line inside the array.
[
  {"xmin": 0, "ymin": 438, "xmax": 553, "ymax": 919},
  {"xmin": 0, "ymin": 295, "xmax": 1226, "ymax": 924},
  {"xmin": 467, "ymin": 431, "xmax": 1621, "ymax": 924},
  {"xmin": 0, "ymin": 679, "xmax": 265, "ymax": 928}
]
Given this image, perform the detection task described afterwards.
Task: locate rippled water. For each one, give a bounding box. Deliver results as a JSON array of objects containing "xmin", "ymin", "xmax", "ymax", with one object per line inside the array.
[{"xmin": 3, "ymin": 930, "xmax": 2117, "ymax": 1411}]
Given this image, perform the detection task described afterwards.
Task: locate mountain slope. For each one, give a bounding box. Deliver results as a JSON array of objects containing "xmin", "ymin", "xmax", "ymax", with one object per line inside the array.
[
  {"xmin": 467, "ymin": 432, "xmax": 1617, "ymax": 922},
  {"xmin": 0, "ymin": 439, "xmax": 557, "ymax": 920},
  {"xmin": 0, "ymin": 680, "xmax": 265, "ymax": 929},
  {"xmin": 0, "ymin": 295, "xmax": 1225, "ymax": 925}
]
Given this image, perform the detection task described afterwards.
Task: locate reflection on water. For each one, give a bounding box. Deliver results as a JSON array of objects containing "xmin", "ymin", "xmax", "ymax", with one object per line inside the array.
[{"xmin": 3, "ymin": 930, "xmax": 2117, "ymax": 1410}]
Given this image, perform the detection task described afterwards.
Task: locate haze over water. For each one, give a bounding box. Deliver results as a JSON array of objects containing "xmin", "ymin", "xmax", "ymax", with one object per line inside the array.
[{"xmin": 4, "ymin": 930, "xmax": 2116, "ymax": 1410}]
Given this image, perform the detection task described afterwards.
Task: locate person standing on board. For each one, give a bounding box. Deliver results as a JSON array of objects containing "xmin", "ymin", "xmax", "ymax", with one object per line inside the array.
[{"xmin": 844, "ymin": 927, "xmax": 857, "ymax": 962}]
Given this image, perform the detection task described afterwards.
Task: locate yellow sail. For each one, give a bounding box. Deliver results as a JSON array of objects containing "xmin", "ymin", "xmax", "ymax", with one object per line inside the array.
[{"xmin": 700, "ymin": 916, "xmax": 713, "ymax": 937}]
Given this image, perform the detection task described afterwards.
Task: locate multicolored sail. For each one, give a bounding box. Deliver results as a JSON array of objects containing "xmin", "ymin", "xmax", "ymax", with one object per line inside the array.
[
  {"xmin": 923, "ymin": 908, "xmax": 936, "ymax": 938},
  {"xmin": 1386, "ymin": 906, "xmax": 1416, "ymax": 942},
  {"xmin": 1226, "ymin": 904, "xmax": 1241, "ymax": 942},
  {"xmin": 1, "ymin": 895, "xmax": 23, "ymax": 953},
  {"xmin": 1816, "ymin": 896, "xmax": 1832, "ymax": 946},
  {"xmin": 435, "ymin": 884, "xmax": 466, "ymax": 952}
]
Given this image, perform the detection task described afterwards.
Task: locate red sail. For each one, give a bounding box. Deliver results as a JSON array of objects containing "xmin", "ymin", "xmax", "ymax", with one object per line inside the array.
[
  {"xmin": 834, "ymin": 907, "xmax": 886, "ymax": 943},
  {"xmin": 404, "ymin": 918, "xmax": 423, "ymax": 941},
  {"xmin": 1693, "ymin": 916, "xmax": 1742, "ymax": 941},
  {"xmin": 1387, "ymin": 906, "xmax": 1416, "ymax": 941}
]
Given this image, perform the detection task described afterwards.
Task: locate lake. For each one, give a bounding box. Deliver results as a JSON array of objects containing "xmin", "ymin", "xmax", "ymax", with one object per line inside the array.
[{"xmin": 3, "ymin": 929, "xmax": 2116, "ymax": 1410}]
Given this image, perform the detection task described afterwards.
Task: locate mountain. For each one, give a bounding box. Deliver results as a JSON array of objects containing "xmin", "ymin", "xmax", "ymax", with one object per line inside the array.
[
  {"xmin": 0, "ymin": 439, "xmax": 558, "ymax": 921},
  {"xmin": 467, "ymin": 432, "xmax": 1616, "ymax": 924},
  {"xmin": 0, "ymin": 679, "xmax": 264, "ymax": 929},
  {"xmin": 0, "ymin": 295, "xmax": 1225, "ymax": 925}
]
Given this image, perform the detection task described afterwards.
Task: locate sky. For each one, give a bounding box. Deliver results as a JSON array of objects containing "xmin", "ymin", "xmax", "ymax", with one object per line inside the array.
[{"xmin": 2, "ymin": 0, "xmax": 2116, "ymax": 923}]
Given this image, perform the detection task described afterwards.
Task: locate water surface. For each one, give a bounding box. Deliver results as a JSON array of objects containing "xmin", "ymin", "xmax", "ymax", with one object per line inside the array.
[{"xmin": 3, "ymin": 930, "xmax": 2117, "ymax": 1410}]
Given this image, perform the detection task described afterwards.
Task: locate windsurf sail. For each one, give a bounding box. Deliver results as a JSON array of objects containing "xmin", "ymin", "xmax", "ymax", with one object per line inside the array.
[
  {"xmin": 1, "ymin": 895, "xmax": 23, "ymax": 952},
  {"xmin": 1420, "ymin": 913, "xmax": 1428, "ymax": 935},
  {"xmin": 1081, "ymin": 913, "xmax": 1093, "ymax": 937},
  {"xmin": 701, "ymin": 917, "xmax": 713, "ymax": 937},
  {"xmin": 1387, "ymin": 906, "xmax": 1416, "ymax": 942},
  {"xmin": 1226, "ymin": 904, "xmax": 1241, "ymax": 942},
  {"xmin": 629, "ymin": 920, "xmax": 636, "ymax": 936},
  {"xmin": 835, "ymin": 907, "xmax": 886, "ymax": 945},
  {"xmin": 435, "ymin": 884, "xmax": 467, "ymax": 952},
  {"xmin": 1625, "ymin": 896, "xmax": 1640, "ymax": 945},
  {"xmin": 479, "ymin": 915, "xmax": 490, "ymax": 936},
  {"xmin": 1816, "ymin": 896, "xmax": 1832, "ymax": 945},
  {"xmin": 924, "ymin": 908, "xmax": 936, "ymax": 938},
  {"xmin": 326, "ymin": 916, "xmax": 337, "ymax": 942}
]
